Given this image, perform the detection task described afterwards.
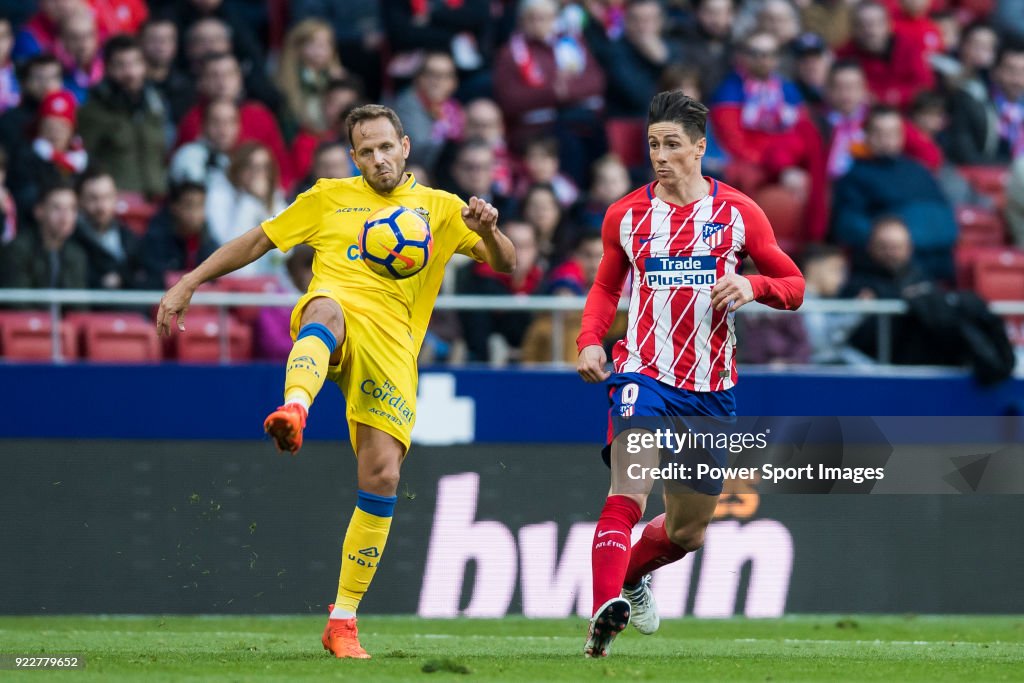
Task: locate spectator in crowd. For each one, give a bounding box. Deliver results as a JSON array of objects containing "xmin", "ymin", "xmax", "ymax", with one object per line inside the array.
[
  {"xmin": 253, "ymin": 243, "xmax": 315, "ymax": 361},
  {"xmin": 13, "ymin": 0, "xmax": 79, "ymax": 61},
  {"xmin": 443, "ymin": 138, "xmax": 512, "ymax": 218},
  {"xmin": 0, "ymin": 54, "xmax": 62, "ymax": 160},
  {"xmin": 756, "ymin": 0, "xmax": 803, "ymax": 74},
  {"xmin": 177, "ymin": 52, "xmax": 292, "ymax": 189},
  {"xmin": 836, "ymin": 1, "xmax": 934, "ymax": 110},
  {"xmin": 274, "ymin": 18, "xmax": 346, "ymax": 138},
  {"xmin": 710, "ymin": 30, "xmax": 828, "ymax": 241},
  {"xmin": 890, "ymin": 0, "xmax": 944, "ymax": 58},
  {"xmin": 461, "ymin": 97, "xmax": 514, "ymax": 195},
  {"xmin": 393, "ymin": 51, "xmax": 464, "ymax": 173},
  {"xmin": 1007, "ymin": 157, "xmax": 1024, "ymax": 245},
  {"xmin": 56, "ymin": 8, "xmax": 103, "ymax": 104},
  {"xmin": 946, "ymin": 43, "xmax": 1024, "ymax": 165},
  {"xmin": 169, "ymin": 98, "xmax": 239, "ymax": 186},
  {"xmin": 290, "ymin": 76, "xmax": 363, "ymax": 183},
  {"xmin": 677, "ymin": 0, "xmax": 735, "ymax": 94},
  {"xmin": 173, "ymin": 0, "xmax": 268, "ymax": 94},
  {"xmin": 456, "ymin": 220, "xmax": 545, "ymax": 364},
  {"xmin": 494, "ymin": 0, "xmax": 605, "ymax": 180},
  {"xmin": 842, "ymin": 215, "xmax": 935, "ymax": 363},
  {"xmin": 792, "ymin": 32, "xmax": 832, "ymax": 111},
  {"xmin": 0, "ymin": 180, "xmax": 87, "ymax": 289},
  {"xmin": 600, "ymin": 0, "xmax": 679, "ymax": 118},
  {"xmin": 290, "ymin": 0, "xmax": 384, "ymax": 100},
  {"xmin": 73, "ymin": 168, "xmax": 143, "ymax": 290},
  {"xmin": 139, "ymin": 16, "xmax": 192, "ymax": 123},
  {"xmin": 576, "ymin": 153, "xmax": 630, "ymax": 231},
  {"xmin": 831, "ymin": 105, "xmax": 957, "ymax": 281},
  {"xmin": 799, "ymin": 0, "xmax": 853, "ymax": 49},
  {"xmin": 291, "ymin": 140, "xmax": 355, "ymax": 198},
  {"xmin": 12, "ymin": 89, "xmax": 88, "ymax": 215},
  {"xmin": 181, "ymin": 16, "xmax": 279, "ymax": 115},
  {"xmin": 0, "ymin": 17, "xmax": 19, "ymax": 113},
  {"xmin": 799, "ymin": 244, "xmax": 872, "ymax": 364},
  {"xmin": 0, "ymin": 148, "xmax": 16, "ymax": 245},
  {"xmin": 519, "ymin": 182, "xmax": 569, "ymax": 262},
  {"xmin": 521, "ymin": 232, "xmax": 617, "ymax": 363},
  {"xmin": 821, "ymin": 61, "xmax": 941, "ymax": 180},
  {"xmin": 78, "ymin": 35, "xmax": 169, "ymax": 200},
  {"xmin": 955, "ymin": 22, "xmax": 999, "ymax": 85},
  {"xmin": 139, "ymin": 181, "xmax": 217, "ymax": 290},
  {"xmin": 517, "ymin": 137, "xmax": 579, "ymax": 207},
  {"xmin": 735, "ymin": 257, "xmax": 812, "ymax": 365},
  {"xmin": 206, "ymin": 142, "xmax": 287, "ymax": 276},
  {"xmin": 381, "ymin": 0, "xmax": 490, "ymax": 88}
]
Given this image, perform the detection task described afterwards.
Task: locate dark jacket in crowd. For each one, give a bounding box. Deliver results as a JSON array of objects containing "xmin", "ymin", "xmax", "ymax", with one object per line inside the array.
[
  {"xmin": 139, "ymin": 208, "xmax": 218, "ymax": 290},
  {"xmin": 600, "ymin": 36, "xmax": 680, "ymax": 118},
  {"xmin": 0, "ymin": 229, "xmax": 89, "ymax": 289},
  {"xmin": 78, "ymin": 81, "xmax": 170, "ymax": 199},
  {"xmin": 73, "ymin": 215, "xmax": 146, "ymax": 290},
  {"xmin": 945, "ymin": 79, "xmax": 1016, "ymax": 165},
  {"xmin": 842, "ymin": 258, "xmax": 933, "ymax": 363},
  {"xmin": 831, "ymin": 155, "xmax": 958, "ymax": 280}
]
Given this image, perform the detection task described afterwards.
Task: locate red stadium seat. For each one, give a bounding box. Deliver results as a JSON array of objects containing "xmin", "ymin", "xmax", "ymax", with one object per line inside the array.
[
  {"xmin": 753, "ymin": 184, "xmax": 805, "ymax": 254},
  {"xmin": 0, "ymin": 311, "xmax": 78, "ymax": 361},
  {"xmin": 956, "ymin": 205, "xmax": 1006, "ymax": 247},
  {"xmin": 116, "ymin": 191, "xmax": 159, "ymax": 236},
  {"xmin": 954, "ymin": 245, "xmax": 1011, "ymax": 289},
  {"xmin": 605, "ymin": 118, "xmax": 647, "ymax": 169},
  {"xmin": 64, "ymin": 312, "xmax": 161, "ymax": 362},
  {"xmin": 958, "ymin": 166, "xmax": 1010, "ymax": 210},
  {"xmin": 171, "ymin": 313, "xmax": 253, "ymax": 362},
  {"xmin": 973, "ymin": 250, "xmax": 1024, "ymax": 302},
  {"xmin": 219, "ymin": 275, "xmax": 284, "ymax": 324}
]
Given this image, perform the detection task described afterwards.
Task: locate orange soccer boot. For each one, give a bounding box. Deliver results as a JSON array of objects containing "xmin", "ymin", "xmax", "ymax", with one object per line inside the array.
[
  {"xmin": 321, "ymin": 604, "xmax": 371, "ymax": 659},
  {"xmin": 263, "ymin": 403, "xmax": 307, "ymax": 454}
]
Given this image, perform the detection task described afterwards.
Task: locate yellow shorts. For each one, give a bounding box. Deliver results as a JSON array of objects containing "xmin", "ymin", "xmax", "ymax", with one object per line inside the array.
[{"xmin": 290, "ymin": 288, "xmax": 417, "ymax": 454}]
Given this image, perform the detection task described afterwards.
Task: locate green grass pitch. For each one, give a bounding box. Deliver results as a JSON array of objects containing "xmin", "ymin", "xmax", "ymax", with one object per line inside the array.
[{"xmin": 1, "ymin": 615, "xmax": 1022, "ymax": 682}]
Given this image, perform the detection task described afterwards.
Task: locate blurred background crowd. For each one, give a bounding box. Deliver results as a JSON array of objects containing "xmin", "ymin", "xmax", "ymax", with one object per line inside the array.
[{"xmin": 0, "ymin": 0, "xmax": 1022, "ymax": 369}]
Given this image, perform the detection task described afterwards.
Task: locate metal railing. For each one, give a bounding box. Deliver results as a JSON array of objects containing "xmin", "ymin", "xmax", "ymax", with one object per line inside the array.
[{"xmin": 0, "ymin": 288, "xmax": 1023, "ymax": 365}]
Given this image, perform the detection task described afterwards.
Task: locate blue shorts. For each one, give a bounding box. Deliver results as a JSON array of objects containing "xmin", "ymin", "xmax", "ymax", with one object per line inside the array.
[{"xmin": 603, "ymin": 372, "xmax": 737, "ymax": 495}]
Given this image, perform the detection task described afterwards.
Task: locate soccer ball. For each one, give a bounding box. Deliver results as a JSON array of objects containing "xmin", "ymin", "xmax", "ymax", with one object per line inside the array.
[{"xmin": 359, "ymin": 205, "xmax": 433, "ymax": 279}]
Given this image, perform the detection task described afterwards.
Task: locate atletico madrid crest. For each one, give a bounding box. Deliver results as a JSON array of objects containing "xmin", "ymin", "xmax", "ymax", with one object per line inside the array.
[{"xmin": 702, "ymin": 221, "xmax": 727, "ymax": 248}]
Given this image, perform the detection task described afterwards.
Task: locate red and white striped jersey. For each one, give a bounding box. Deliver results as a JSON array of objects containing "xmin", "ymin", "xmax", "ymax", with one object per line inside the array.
[{"xmin": 577, "ymin": 178, "xmax": 804, "ymax": 392}]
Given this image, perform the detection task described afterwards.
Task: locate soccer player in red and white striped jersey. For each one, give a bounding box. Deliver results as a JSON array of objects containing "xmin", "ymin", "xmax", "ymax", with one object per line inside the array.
[{"xmin": 577, "ymin": 91, "xmax": 805, "ymax": 658}]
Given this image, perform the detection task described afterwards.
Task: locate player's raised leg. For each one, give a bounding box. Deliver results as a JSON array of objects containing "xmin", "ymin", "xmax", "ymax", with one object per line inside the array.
[
  {"xmin": 322, "ymin": 424, "xmax": 403, "ymax": 659},
  {"xmin": 264, "ymin": 297, "xmax": 346, "ymax": 454},
  {"xmin": 586, "ymin": 428, "xmax": 655, "ymax": 658},
  {"xmin": 622, "ymin": 486, "xmax": 719, "ymax": 635}
]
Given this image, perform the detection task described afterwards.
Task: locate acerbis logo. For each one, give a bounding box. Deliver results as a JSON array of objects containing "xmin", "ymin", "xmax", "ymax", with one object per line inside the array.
[
  {"xmin": 287, "ymin": 355, "xmax": 320, "ymax": 379},
  {"xmin": 358, "ymin": 546, "xmax": 380, "ymax": 558},
  {"xmin": 348, "ymin": 546, "xmax": 380, "ymax": 567},
  {"xmin": 336, "ymin": 207, "xmax": 371, "ymax": 213}
]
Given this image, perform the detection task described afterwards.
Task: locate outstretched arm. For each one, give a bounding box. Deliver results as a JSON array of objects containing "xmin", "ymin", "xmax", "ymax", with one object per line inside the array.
[{"xmin": 156, "ymin": 226, "xmax": 276, "ymax": 336}]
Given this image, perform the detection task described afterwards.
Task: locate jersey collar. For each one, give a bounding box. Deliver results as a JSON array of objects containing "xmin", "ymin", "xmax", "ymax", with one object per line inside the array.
[{"xmin": 362, "ymin": 172, "xmax": 418, "ymax": 195}]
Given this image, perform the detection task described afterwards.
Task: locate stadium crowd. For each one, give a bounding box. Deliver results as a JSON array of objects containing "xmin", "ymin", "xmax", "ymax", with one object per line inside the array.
[{"xmin": 0, "ymin": 0, "xmax": 1021, "ymax": 368}]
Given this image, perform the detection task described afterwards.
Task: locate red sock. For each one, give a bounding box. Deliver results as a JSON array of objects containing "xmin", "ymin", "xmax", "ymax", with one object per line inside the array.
[
  {"xmin": 591, "ymin": 495, "xmax": 642, "ymax": 615},
  {"xmin": 623, "ymin": 513, "xmax": 687, "ymax": 587}
]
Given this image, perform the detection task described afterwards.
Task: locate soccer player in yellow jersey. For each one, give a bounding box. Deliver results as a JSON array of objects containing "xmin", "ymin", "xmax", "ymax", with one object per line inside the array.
[{"xmin": 156, "ymin": 104, "xmax": 516, "ymax": 659}]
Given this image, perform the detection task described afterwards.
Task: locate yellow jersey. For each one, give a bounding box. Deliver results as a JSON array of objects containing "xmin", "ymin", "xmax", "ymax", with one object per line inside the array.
[{"xmin": 260, "ymin": 173, "xmax": 482, "ymax": 355}]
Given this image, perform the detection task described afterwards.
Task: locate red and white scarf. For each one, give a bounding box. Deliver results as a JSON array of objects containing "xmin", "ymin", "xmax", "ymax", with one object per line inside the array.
[
  {"xmin": 740, "ymin": 72, "xmax": 799, "ymax": 133},
  {"xmin": 33, "ymin": 137, "xmax": 89, "ymax": 175},
  {"xmin": 826, "ymin": 106, "xmax": 867, "ymax": 178},
  {"xmin": 994, "ymin": 88, "xmax": 1024, "ymax": 159}
]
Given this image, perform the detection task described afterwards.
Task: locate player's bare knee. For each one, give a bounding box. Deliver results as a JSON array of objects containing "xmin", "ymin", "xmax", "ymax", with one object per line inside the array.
[
  {"xmin": 360, "ymin": 462, "xmax": 401, "ymax": 496},
  {"xmin": 666, "ymin": 522, "xmax": 706, "ymax": 552},
  {"xmin": 301, "ymin": 298, "xmax": 346, "ymax": 344}
]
